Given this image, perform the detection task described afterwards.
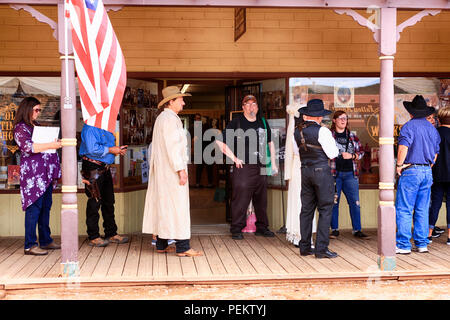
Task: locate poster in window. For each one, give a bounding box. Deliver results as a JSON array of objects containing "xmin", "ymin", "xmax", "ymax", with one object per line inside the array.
[
  {"xmin": 7, "ymin": 165, "xmax": 20, "ymax": 185},
  {"xmin": 334, "ymin": 86, "xmax": 354, "ymax": 108},
  {"xmin": 439, "ymin": 79, "xmax": 450, "ymax": 96},
  {"xmin": 292, "ymin": 85, "xmax": 308, "ymax": 105}
]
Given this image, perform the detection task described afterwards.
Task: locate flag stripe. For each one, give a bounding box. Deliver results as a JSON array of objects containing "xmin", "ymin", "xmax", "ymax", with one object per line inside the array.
[{"xmin": 68, "ymin": 0, "xmax": 126, "ymax": 133}]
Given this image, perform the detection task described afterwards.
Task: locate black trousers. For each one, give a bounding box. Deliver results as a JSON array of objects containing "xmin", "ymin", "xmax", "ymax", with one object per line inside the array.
[
  {"xmin": 230, "ymin": 164, "xmax": 269, "ymax": 234},
  {"xmin": 299, "ymin": 166, "xmax": 335, "ymax": 254},
  {"xmin": 195, "ymin": 163, "xmax": 213, "ymax": 185},
  {"xmin": 82, "ymin": 160, "xmax": 118, "ymax": 241},
  {"xmin": 156, "ymin": 237, "xmax": 190, "ymax": 253}
]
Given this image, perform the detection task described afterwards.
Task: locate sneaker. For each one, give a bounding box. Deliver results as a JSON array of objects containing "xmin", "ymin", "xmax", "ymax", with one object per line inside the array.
[
  {"xmin": 329, "ymin": 230, "xmax": 339, "ymax": 239},
  {"xmin": 353, "ymin": 231, "xmax": 371, "ymax": 240},
  {"xmin": 395, "ymin": 247, "xmax": 411, "ymax": 254},
  {"xmin": 447, "ymin": 238, "xmax": 450, "ymax": 245},
  {"xmin": 434, "ymin": 226, "xmax": 445, "ymax": 234},
  {"xmin": 431, "ymin": 229, "xmax": 442, "ymax": 238},
  {"xmin": 255, "ymin": 229, "xmax": 275, "ymax": 237},
  {"xmin": 151, "ymin": 239, "xmax": 156, "ymax": 246},
  {"xmin": 232, "ymin": 232, "xmax": 244, "ymax": 240},
  {"xmin": 413, "ymin": 246, "xmax": 429, "ymax": 253},
  {"xmin": 427, "ymin": 236, "xmax": 433, "ymax": 243},
  {"xmin": 167, "ymin": 239, "xmax": 176, "ymax": 245}
]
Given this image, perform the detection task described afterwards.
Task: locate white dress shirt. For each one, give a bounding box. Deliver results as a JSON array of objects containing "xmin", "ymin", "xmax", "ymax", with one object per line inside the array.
[{"xmin": 318, "ymin": 126, "xmax": 339, "ymax": 160}]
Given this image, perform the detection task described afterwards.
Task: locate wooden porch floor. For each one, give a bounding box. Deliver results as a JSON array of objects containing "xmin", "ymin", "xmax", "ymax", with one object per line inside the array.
[{"xmin": 0, "ymin": 229, "xmax": 449, "ymax": 289}]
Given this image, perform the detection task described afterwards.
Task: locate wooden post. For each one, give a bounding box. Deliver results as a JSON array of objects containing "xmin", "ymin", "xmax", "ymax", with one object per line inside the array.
[
  {"xmin": 377, "ymin": 7, "xmax": 397, "ymax": 271},
  {"xmin": 58, "ymin": 0, "xmax": 79, "ymax": 277}
]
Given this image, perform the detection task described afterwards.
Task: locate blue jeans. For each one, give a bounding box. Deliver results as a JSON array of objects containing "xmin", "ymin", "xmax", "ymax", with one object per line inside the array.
[
  {"xmin": 429, "ymin": 182, "xmax": 450, "ymax": 230},
  {"xmin": 331, "ymin": 171, "xmax": 362, "ymax": 231},
  {"xmin": 395, "ymin": 166, "xmax": 433, "ymax": 250},
  {"xmin": 24, "ymin": 184, "xmax": 54, "ymax": 249}
]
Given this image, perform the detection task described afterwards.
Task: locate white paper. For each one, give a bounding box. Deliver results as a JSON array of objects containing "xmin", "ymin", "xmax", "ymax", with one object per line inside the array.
[{"xmin": 32, "ymin": 126, "xmax": 60, "ymax": 153}]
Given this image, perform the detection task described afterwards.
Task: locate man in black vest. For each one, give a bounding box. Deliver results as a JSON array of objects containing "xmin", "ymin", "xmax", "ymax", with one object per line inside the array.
[{"xmin": 295, "ymin": 99, "xmax": 339, "ymax": 258}]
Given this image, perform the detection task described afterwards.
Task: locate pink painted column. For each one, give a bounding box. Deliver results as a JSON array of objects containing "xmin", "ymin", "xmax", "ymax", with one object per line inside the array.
[
  {"xmin": 377, "ymin": 7, "xmax": 397, "ymax": 271},
  {"xmin": 58, "ymin": 0, "xmax": 79, "ymax": 277}
]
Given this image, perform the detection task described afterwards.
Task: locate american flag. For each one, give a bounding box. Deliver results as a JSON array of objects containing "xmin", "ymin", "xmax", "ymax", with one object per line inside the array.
[{"xmin": 67, "ymin": 0, "xmax": 126, "ymax": 133}]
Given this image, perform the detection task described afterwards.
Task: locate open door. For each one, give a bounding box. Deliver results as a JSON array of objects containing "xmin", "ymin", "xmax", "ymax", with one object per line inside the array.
[{"xmin": 223, "ymin": 83, "xmax": 262, "ymax": 222}]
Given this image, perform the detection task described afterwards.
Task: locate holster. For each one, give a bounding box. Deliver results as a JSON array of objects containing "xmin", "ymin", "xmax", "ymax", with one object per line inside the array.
[
  {"xmin": 81, "ymin": 168, "xmax": 106, "ymax": 202},
  {"xmin": 297, "ymin": 123, "xmax": 323, "ymax": 151}
]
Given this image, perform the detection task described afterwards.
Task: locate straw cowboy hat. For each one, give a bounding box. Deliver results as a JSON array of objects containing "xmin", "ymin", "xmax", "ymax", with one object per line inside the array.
[
  {"xmin": 300, "ymin": 99, "xmax": 332, "ymax": 117},
  {"xmin": 403, "ymin": 95, "xmax": 436, "ymax": 118},
  {"xmin": 157, "ymin": 86, "xmax": 191, "ymax": 108}
]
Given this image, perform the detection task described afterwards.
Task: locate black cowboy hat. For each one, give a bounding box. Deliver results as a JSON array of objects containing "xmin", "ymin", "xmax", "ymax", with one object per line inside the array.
[
  {"xmin": 300, "ymin": 99, "xmax": 332, "ymax": 117},
  {"xmin": 403, "ymin": 95, "xmax": 436, "ymax": 118}
]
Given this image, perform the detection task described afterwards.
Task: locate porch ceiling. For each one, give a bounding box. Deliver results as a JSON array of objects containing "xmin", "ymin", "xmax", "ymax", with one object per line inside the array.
[{"xmin": 1, "ymin": 0, "xmax": 450, "ymax": 10}]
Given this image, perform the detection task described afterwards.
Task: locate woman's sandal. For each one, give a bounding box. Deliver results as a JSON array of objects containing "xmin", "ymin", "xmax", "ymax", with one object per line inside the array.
[
  {"xmin": 156, "ymin": 246, "xmax": 176, "ymax": 253},
  {"xmin": 176, "ymin": 248, "xmax": 204, "ymax": 257}
]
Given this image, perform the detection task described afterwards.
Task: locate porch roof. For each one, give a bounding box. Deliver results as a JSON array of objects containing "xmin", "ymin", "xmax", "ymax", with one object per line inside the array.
[{"xmin": 1, "ymin": 0, "xmax": 450, "ymax": 10}]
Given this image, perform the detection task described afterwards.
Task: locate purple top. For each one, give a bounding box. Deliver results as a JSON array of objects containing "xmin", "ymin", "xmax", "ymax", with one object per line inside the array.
[{"xmin": 14, "ymin": 121, "xmax": 61, "ymax": 211}]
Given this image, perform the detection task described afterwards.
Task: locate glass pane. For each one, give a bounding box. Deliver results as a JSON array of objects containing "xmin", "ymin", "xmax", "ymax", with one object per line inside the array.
[{"xmin": 288, "ymin": 77, "xmax": 442, "ymax": 184}]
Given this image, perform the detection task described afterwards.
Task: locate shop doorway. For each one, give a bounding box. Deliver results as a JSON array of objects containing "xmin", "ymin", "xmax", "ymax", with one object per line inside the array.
[
  {"xmin": 166, "ymin": 78, "xmax": 287, "ymax": 229},
  {"xmin": 171, "ymin": 81, "xmax": 230, "ymax": 226}
]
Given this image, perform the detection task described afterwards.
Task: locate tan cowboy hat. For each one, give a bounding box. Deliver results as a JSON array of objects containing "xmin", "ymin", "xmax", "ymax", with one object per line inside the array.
[{"xmin": 157, "ymin": 86, "xmax": 191, "ymax": 108}]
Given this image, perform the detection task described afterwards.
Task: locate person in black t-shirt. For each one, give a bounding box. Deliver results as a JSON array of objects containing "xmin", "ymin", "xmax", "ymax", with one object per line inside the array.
[
  {"xmin": 216, "ymin": 95, "xmax": 278, "ymax": 240},
  {"xmin": 329, "ymin": 111, "xmax": 370, "ymax": 240}
]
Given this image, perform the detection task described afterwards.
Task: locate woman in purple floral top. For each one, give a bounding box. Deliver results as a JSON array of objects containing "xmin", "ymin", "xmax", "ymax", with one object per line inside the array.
[{"xmin": 13, "ymin": 97, "xmax": 62, "ymax": 256}]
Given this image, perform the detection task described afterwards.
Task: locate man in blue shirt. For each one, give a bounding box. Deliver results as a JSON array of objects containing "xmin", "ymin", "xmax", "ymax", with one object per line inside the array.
[
  {"xmin": 395, "ymin": 95, "xmax": 441, "ymax": 254},
  {"xmin": 79, "ymin": 124, "xmax": 129, "ymax": 247}
]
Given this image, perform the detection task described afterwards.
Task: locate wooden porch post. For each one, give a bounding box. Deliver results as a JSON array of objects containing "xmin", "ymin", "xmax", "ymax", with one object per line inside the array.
[
  {"xmin": 377, "ymin": 7, "xmax": 397, "ymax": 271},
  {"xmin": 58, "ymin": 0, "xmax": 79, "ymax": 277}
]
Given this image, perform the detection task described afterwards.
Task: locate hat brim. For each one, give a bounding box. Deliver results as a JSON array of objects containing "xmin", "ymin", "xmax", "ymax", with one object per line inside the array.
[
  {"xmin": 403, "ymin": 101, "xmax": 435, "ymax": 118},
  {"xmin": 157, "ymin": 93, "xmax": 191, "ymax": 108},
  {"xmin": 300, "ymin": 109, "xmax": 332, "ymax": 117}
]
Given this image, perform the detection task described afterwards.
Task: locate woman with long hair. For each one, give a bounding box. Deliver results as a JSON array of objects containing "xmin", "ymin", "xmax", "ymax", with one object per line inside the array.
[
  {"xmin": 13, "ymin": 97, "xmax": 62, "ymax": 255},
  {"xmin": 329, "ymin": 110, "xmax": 370, "ymax": 240}
]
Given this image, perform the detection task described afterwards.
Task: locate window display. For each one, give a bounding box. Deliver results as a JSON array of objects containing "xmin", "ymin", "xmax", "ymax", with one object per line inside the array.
[
  {"xmin": 289, "ymin": 77, "xmax": 444, "ymax": 184},
  {"xmin": 0, "ymin": 77, "xmax": 63, "ymax": 189},
  {"xmin": 120, "ymin": 79, "xmax": 159, "ymax": 187},
  {"xmin": 0, "ymin": 77, "xmax": 160, "ymax": 191}
]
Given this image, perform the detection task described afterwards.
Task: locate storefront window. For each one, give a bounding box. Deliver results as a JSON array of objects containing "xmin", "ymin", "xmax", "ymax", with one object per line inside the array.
[
  {"xmin": 0, "ymin": 77, "xmax": 160, "ymax": 191},
  {"xmin": 289, "ymin": 77, "xmax": 444, "ymax": 184},
  {"xmin": 260, "ymin": 79, "xmax": 286, "ymax": 188},
  {"xmin": 121, "ymin": 79, "xmax": 159, "ymax": 188},
  {"xmin": 0, "ymin": 77, "xmax": 63, "ymax": 189}
]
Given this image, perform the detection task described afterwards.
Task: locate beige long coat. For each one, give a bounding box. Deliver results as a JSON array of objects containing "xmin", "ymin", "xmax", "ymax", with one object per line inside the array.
[{"xmin": 142, "ymin": 108, "xmax": 191, "ymax": 240}]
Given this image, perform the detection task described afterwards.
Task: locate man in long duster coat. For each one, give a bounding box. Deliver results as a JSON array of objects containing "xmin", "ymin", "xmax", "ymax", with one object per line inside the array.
[{"xmin": 142, "ymin": 86, "xmax": 203, "ymax": 257}]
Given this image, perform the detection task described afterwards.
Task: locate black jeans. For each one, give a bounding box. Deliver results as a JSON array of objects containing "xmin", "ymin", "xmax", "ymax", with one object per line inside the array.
[
  {"xmin": 299, "ymin": 166, "xmax": 335, "ymax": 254},
  {"xmin": 195, "ymin": 163, "xmax": 213, "ymax": 185},
  {"xmin": 83, "ymin": 160, "xmax": 118, "ymax": 240},
  {"xmin": 156, "ymin": 236, "xmax": 190, "ymax": 253},
  {"xmin": 230, "ymin": 164, "xmax": 269, "ymax": 234}
]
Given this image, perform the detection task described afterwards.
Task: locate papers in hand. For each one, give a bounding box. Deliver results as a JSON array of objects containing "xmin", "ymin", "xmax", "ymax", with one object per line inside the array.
[{"xmin": 32, "ymin": 126, "xmax": 60, "ymax": 153}]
